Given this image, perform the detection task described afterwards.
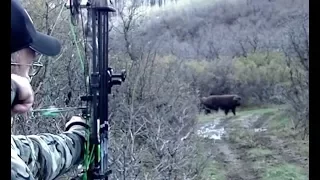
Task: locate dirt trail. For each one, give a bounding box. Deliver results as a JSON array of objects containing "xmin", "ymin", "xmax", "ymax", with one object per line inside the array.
[
  {"xmin": 216, "ymin": 142, "xmax": 258, "ymax": 180},
  {"xmin": 197, "ymin": 109, "xmax": 309, "ymax": 180},
  {"xmin": 198, "ymin": 112, "xmax": 262, "ymax": 179}
]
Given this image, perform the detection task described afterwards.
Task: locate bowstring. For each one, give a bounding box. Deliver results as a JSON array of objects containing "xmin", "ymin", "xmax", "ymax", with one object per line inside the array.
[
  {"xmin": 68, "ymin": 1, "xmax": 97, "ymax": 180},
  {"xmin": 32, "ymin": 2, "xmax": 87, "ymax": 116}
]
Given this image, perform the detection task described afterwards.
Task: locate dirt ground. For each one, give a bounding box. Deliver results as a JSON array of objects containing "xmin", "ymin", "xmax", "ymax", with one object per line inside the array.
[{"xmin": 197, "ymin": 107, "xmax": 309, "ymax": 180}]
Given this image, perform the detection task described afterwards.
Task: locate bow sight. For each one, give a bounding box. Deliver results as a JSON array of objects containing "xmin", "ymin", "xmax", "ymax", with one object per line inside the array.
[{"xmin": 65, "ymin": 0, "xmax": 126, "ymax": 179}]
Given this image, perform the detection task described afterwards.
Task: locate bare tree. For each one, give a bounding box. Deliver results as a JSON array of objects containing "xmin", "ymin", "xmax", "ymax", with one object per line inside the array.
[{"xmin": 281, "ymin": 15, "xmax": 309, "ymax": 138}]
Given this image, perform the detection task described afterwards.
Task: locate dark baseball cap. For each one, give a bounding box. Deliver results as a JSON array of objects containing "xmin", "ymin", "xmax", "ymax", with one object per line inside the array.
[{"xmin": 11, "ymin": 0, "xmax": 61, "ymax": 56}]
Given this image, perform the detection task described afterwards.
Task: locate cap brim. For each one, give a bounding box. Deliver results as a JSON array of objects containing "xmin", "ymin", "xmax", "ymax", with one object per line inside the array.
[{"xmin": 30, "ymin": 32, "xmax": 61, "ymax": 56}]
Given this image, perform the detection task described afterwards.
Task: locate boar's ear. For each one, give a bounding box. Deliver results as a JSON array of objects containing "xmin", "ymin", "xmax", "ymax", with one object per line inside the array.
[{"xmin": 233, "ymin": 95, "xmax": 241, "ymax": 101}]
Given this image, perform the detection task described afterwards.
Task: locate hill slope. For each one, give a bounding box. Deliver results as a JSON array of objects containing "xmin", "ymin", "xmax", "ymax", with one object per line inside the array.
[{"xmin": 112, "ymin": 0, "xmax": 309, "ymax": 59}]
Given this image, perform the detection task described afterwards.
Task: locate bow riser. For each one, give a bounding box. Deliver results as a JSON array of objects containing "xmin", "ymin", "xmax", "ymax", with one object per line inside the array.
[{"xmin": 66, "ymin": 0, "xmax": 126, "ymax": 179}]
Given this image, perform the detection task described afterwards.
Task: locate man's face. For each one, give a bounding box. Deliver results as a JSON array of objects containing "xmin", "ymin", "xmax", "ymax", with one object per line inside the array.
[{"xmin": 11, "ymin": 47, "xmax": 38, "ymax": 80}]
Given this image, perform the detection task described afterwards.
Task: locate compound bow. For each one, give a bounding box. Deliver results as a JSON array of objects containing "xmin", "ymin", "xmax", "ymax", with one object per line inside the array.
[{"xmin": 65, "ymin": 0, "xmax": 126, "ymax": 179}]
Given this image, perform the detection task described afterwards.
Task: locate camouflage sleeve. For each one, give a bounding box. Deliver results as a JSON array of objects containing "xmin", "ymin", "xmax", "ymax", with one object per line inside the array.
[{"xmin": 11, "ymin": 129, "xmax": 86, "ymax": 180}]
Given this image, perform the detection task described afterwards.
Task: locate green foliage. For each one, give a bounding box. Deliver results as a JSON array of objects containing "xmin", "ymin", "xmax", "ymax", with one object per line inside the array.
[
  {"xmin": 185, "ymin": 60, "xmax": 210, "ymax": 74},
  {"xmin": 266, "ymin": 111, "xmax": 305, "ymax": 139},
  {"xmin": 262, "ymin": 164, "xmax": 308, "ymax": 180},
  {"xmin": 232, "ymin": 52, "xmax": 290, "ymax": 104},
  {"xmin": 228, "ymin": 128, "xmax": 256, "ymax": 147},
  {"xmin": 237, "ymin": 107, "xmax": 279, "ymax": 116},
  {"xmin": 182, "ymin": 52, "xmax": 291, "ymax": 106},
  {"xmin": 234, "ymin": 52, "xmax": 289, "ymax": 84},
  {"xmin": 202, "ymin": 162, "xmax": 227, "ymax": 180},
  {"xmin": 248, "ymin": 148, "xmax": 273, "ymax": 158},
  {"xmin": 196, "ymin": 113, "xmax": 215, "ymax": 123},
  {"xmin": 157, "ymin": 55, "xmax": 179, "ymax": 67},
  {"xmin": 267, "ymin": 112, "xmax": 291, "ymax": 130}
]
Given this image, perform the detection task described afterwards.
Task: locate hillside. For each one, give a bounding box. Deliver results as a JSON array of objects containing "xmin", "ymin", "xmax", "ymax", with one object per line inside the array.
[{"xmin": 111, "ymin": 0, "xmax": 309, "ymax": 59}]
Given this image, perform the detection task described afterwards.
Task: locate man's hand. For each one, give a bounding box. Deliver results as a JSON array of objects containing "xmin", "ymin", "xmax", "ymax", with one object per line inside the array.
[{"xmin": 11, "ymin": 74, "xmax": 34, "ymax": 114}]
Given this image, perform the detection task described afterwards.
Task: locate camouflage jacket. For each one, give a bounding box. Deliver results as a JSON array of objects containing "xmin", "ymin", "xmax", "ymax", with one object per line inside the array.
[{"xmin": 11, "ymin": 80, "xmax": 86, "ymax": 180}]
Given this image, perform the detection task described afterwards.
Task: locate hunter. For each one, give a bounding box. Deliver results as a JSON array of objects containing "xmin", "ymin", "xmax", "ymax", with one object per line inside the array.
[{"xmin": 11, "ymin": 0, "xmax": 88, "ymax": 179}]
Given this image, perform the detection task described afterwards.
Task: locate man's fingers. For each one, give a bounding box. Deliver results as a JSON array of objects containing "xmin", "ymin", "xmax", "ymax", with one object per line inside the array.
[
  {"xmin": 12, "ymin": 94, "xmax": 34, "ymax": 114},
  {"xmin": 12, "ymin": 103, "xmax": 33, "ymax": 114},
  {"xmin": 11, "ymin": 74, "xmax": 34, "ymax": 115}
]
